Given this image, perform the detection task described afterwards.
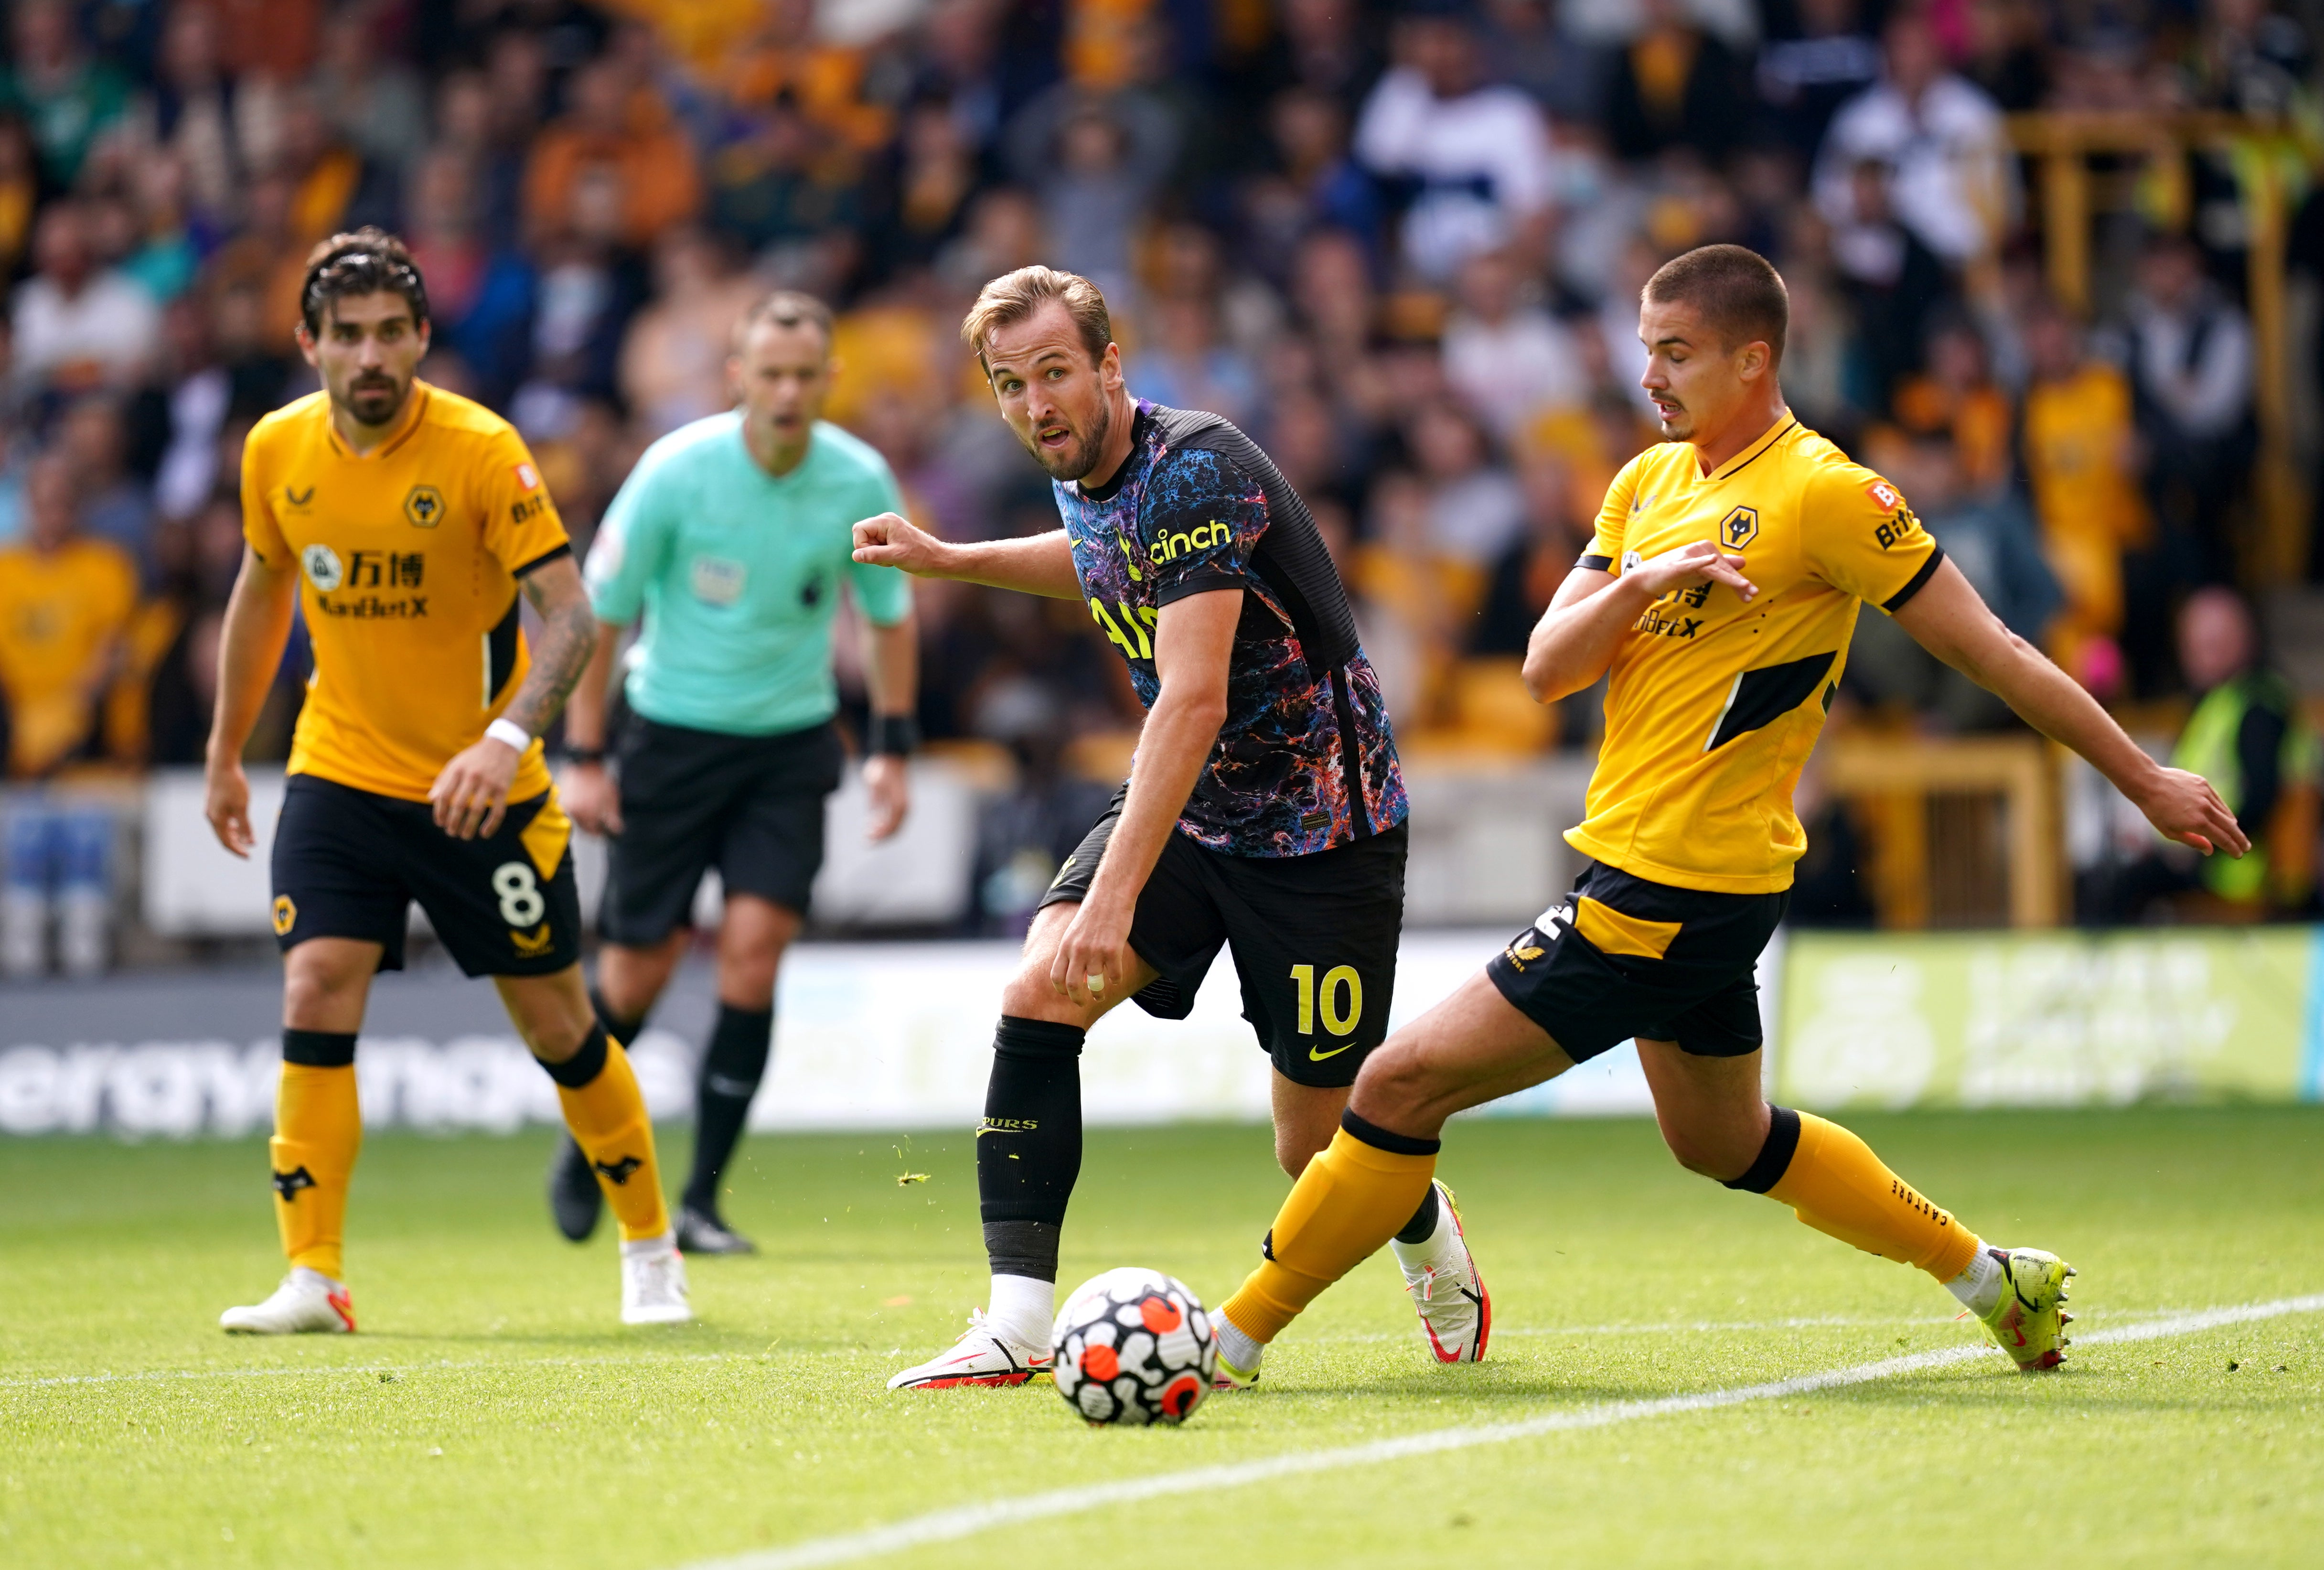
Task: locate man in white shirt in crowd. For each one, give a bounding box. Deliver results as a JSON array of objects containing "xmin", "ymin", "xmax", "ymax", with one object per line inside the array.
[
  {"xmin": 1442, "ymin": 245, "xmax": 1585, "ymax": 443},
  {"xmin": 11, "ymin": 202, "xmax": 160, "ymax": 396},
  {"xmin": 1813, "ymin": 11, "xmax": 2014, "ymax": 267},
  {"xmin": 1354, "ymin": 0, "xmax": 1554, "ymax": 283}
]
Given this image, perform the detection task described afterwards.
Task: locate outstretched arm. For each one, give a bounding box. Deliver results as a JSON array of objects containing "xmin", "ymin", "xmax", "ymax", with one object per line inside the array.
[
  {"xmin": 1892, "ymin": 556, "xmax": 2248, "ymax": 856},
  {"xmin": 429, "ymin": 554, "xmax": 598, "ymax": 840},
  {"xmin": 852, "ymin": 512, "xmax": 1083, "ymax": 600}
]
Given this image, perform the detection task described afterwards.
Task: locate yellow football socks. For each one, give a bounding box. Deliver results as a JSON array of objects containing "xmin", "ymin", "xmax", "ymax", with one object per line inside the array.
[
  {"xmin": 270, "ymin": 1057, "xmax": 361, "ymax": 1281},
  {"xmin": 1220, "ymin": 1117, "xmax": 1439, "ymax": 1345},
  {"xmin": 1763, "ymin": 1110, "xmax": 1981, "ymax": 1282},
  {"xmin": 546, "ymin": 1026, "xmax": 670, "ymax": 1243}
]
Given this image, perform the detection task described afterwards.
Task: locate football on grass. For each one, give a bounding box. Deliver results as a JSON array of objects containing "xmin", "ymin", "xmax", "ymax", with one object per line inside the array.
[{"xmin": 1051, "ymin": 1267, "xmax": 1218, "ymax": 1426}]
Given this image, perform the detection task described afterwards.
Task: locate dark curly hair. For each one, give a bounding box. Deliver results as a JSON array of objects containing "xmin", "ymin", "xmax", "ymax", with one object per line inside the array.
[{"xmin": 298, "ymin": 228, "xmax": 430, "ymax": 336}]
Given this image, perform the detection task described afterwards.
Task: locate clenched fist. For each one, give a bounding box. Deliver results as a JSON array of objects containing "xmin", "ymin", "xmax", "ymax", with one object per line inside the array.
[{"xmin": 851, "ymin": 512, "xmax": 953, "ymax": 577}]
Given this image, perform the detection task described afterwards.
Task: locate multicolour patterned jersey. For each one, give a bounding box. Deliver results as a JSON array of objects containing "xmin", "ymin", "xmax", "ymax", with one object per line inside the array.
[{"xmin": 1053, "ymin": 401, "xmax": 1406, "ymax": 858}]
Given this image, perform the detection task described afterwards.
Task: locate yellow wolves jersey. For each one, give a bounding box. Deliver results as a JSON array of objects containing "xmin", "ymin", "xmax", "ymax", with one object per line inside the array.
[
  {"xmin": 242, "ymin": 381, "xmax": 569, "ymax": 802},
  {"xmin": 1571, "ymin": 414, "xmax": 1941, "ymax": 893},
  {"xmin": 0, "ymin": 536, "xmax": 137, "ymax": 774}
]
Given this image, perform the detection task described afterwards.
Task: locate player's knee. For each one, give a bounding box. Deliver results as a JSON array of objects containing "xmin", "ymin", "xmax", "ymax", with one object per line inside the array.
[
  {"xmin": 1664, "ymin": 1138, "xmax": 1730, "ymax": 1179},
  {"xmin": 1273, "ymin": 1120, "xmax": 1331, "ymax": 1179},
  {"xmin": 597, "ymin": 941, "xmax": 676, "ymax": 1018},
  {"xmin": 496, "ymin": 980, "xmax": 595, "ymax": 1061},
  {"xmin": 1350, "ymin": 1037, "xmax": 1432, "ymax": 1114},
  {"xmin": 998, "ymin": 962, "xmax": 1086, "ymax": 1023},
  {"xmin": 521, "ymin": 1015, "xmax": 594, "ymax": 1063},
  {"xmin": 282, "ymin": 954, "xmax": 366, "ymax": 1025},
  {"xmin": 716, "ymin": 938, "xmax": 786, "ymax": 1005},
  {"xmin": 1658, "ymin": 1117, "xmax": 1760, "ymax": 1183},
  {"xmin": 280, "ymin": 974, "xmax": 340, "ymax": 1027},
  {"xmin": 997, "ymin": 965, "xmax": 1046, "ymax": 1018}
]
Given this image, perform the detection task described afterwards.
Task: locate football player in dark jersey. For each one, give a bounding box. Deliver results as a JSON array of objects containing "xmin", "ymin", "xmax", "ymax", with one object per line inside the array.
[{"xmin": 858, "ymin": 266, "xmax": 1486, "ymax": 1390}]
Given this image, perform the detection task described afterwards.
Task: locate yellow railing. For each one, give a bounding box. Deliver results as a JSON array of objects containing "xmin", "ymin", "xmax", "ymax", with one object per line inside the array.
[
  {"xmin": 2005, "ymin": 110, "xmax": 2314, "ymax": 581},
  {"xmin": 1822, "ymin": 734, "xmax": 2066, "ymax": 928}
]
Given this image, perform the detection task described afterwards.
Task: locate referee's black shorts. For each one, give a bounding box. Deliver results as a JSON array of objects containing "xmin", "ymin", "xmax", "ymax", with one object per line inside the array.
[
  {"xmin": 1040, "ymin": 785, "xmax": 1409, "ymax": 1088},
  {"xmin": 598, "ymin": 715, "xmax": 844, "ymax": 946},
  {"xmin": 269, "ymin": 774, "xmax": 582, "ymax": 977},
  {"xmin": 1486, "ymin": 860, "xmax": 1787, "ymax": 1063}
]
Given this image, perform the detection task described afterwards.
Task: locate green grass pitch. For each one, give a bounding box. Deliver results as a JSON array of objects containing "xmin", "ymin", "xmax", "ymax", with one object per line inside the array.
[{"xmin": 4, "ymin": 1108, "xmax": 2321, "ymax": 1569}]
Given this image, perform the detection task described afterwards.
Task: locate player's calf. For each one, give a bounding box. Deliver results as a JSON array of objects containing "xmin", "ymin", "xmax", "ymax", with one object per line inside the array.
[
  {"xmin": 1716, "ymin": 1104, "xmax": 2074, "ymax": 1371},
  {"xmin": 888, "ymin": 1015, "xmax": 1083, "ymax": 1389},
  {"xmin": 676, "ymin": 1000, "xmax": 774, "ymax": 1252},
  {"xmin": 1215, "ymin": 1110, "xmax": 1442, "ymax": 1373},
  {"xmin": 544, "ymin": 988, "xmax": 647, "ymax": 1244},
  {"xmin": 526, "ymin": 1007, "xmax": 689, "ymax": 1323}
]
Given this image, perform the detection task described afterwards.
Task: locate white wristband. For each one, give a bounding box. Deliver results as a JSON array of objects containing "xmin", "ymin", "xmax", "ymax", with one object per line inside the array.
[{"xmin": 484, "ymin": 718, "xmax": 532, "ymax": 753}]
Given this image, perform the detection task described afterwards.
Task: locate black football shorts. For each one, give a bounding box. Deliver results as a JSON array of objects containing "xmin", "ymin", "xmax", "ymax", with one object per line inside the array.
[
  {"xmin": 1041, "ymin": 785, "xmax": 1409, "ymax": 1088},
  {"xmin": 270, "ymin": 773, "xmax": 582, "ymax": 977},
  {"xmin": 598, "ymin": 715, "xmax": 845, "ymax": 946},
  {"xmin": 1486, "ymin": 859, "xmax": 1788, "ymax": 1063}
]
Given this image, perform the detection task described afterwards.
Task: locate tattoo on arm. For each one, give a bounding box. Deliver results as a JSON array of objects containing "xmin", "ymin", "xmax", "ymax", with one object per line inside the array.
[{"xmin": 503, "ymin": 570, "xmax": 597, "ymax": 739}]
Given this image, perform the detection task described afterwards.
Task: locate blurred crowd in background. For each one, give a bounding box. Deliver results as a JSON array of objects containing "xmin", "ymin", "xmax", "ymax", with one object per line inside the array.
[{"xmin": 6, "ymin": 0, "xmax": 2324, "ymax": 966}]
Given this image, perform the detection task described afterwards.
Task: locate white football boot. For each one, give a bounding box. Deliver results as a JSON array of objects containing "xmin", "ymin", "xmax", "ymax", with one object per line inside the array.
[
  {"xmin": 220, "ymin": 1268, "xmax": 356, "ymax": 1334},
  {"xmin": 887, "ymin": 1309, "xmax": 1052, "ymax": 1389},
  {"xmin": 1396, "ymin": 1181, "xmax": 1490, "ymax": 1363},
  {"xmin": 620, "ymin": 1240, "xmax": 693, "ymax": 1325}
]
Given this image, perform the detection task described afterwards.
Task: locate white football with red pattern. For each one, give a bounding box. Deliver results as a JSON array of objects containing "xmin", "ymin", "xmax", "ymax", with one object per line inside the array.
[{"xmin": 1051, "ymin": 1267, "xmax": 1217, "ymax": 1426}]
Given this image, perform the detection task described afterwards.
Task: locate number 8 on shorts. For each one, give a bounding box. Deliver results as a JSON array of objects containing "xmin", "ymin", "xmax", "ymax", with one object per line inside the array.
[{"xmin": 493, "ymin": 861, "xmax": 546, "ymax": 927}]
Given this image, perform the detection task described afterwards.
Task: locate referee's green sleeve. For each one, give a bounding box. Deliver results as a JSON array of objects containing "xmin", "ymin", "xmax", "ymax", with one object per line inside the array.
[{"xmin": 583, "ymin": 467, "xmax": 664, "ymax": 624}]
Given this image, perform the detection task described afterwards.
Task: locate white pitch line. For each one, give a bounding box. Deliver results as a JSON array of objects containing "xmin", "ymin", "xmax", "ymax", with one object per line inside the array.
[
  {"xmin": 0, "ymin": 1350, "xmax": 755, "ymax": 1391},
  {"xmin": 1316, "ymin": 1313, "xmax": 1957, "ymax": 1344},
  {"xmin": 0, "ymin": 1314, "xmax": 1948, "ymax": 1391},
  {"xmin": 678, "ymin": 1292, "xmax": 2324, "ymax": 1570}
]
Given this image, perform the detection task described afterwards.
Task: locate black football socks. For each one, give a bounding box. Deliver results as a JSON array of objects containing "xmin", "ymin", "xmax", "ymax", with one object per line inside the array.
[
  {"xmin": 1394, "ymin": 1179, "xmax": 1441, "ymax": 1245},
  {"xmin": 682, "ymin": 1002, "xmax": 773, "ymax": 1217},
  {"xmin": 977, "ymin": 1016, "xmax": 1087, "ymax": 1288}
]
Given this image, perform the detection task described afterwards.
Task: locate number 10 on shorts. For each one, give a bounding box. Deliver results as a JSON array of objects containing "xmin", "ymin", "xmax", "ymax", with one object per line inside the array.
[{"xmin": 1290, "ymin": 963, "xmax": 1363, "ymax": 1037}]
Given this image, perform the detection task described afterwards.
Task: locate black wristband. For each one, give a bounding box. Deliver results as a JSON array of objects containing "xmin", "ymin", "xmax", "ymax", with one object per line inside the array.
[
  {"xmin": 565, "ymin": 746, "xmax": 606, "ymax": 765},
  {"xmin": 869, "ymin": 714, "xmax": 919, "ymax": 757}
]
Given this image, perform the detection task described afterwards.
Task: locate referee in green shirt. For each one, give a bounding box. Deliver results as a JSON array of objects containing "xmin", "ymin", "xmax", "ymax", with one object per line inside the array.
[{"xmin": 554, "ymin": 291, "xmax": 920, "ymax": 1253}]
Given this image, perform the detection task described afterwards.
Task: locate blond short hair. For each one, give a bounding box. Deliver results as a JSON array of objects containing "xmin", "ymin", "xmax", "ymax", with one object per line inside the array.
[{"xmin": 959, "ymin": 265, "xmax": 1112, "ymax": 369}]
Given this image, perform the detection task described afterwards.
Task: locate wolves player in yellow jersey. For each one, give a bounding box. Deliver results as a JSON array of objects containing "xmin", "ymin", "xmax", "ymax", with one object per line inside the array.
[
  {"xmin": 203, "ymin": 231, "xmax": 690, "ymax": 1332},
  {"xmin": 1209, "ymin": 245, "xmax": 2249, "ymax": 1385}
]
